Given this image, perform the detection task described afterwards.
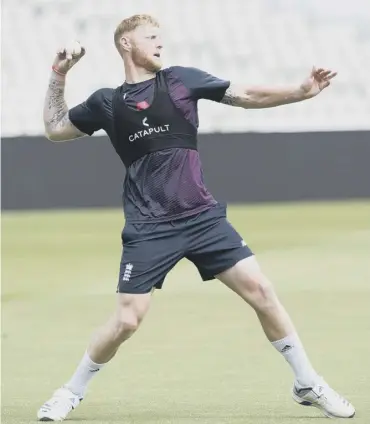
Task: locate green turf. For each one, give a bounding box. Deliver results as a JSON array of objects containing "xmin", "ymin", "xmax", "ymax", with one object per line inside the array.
[{"xmin": 2, "ymin": 201, "xmax": 370, "ymax": 424}]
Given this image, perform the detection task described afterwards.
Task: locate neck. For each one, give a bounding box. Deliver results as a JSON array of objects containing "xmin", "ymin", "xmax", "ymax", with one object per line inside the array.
[{"xmin": 123, "ymin": 60, "xmax": 156, "ymax": 84}]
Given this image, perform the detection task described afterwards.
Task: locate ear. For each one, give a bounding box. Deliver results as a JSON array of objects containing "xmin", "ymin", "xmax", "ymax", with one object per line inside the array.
[{"xmin": 120, "ymin": 35, "xmax": 131, "ymax": 52}]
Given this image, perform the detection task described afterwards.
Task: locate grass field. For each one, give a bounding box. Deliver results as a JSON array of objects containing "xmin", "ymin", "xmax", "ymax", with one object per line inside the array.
[{"xmin": 2, "ymin": 201, "xmax": 370, "ymax": 424}]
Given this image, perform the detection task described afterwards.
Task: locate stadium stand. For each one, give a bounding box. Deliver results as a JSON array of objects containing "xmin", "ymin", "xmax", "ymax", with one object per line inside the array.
[{"xmin": 2, "ymin": 0, "xmax": 370, "ymax": 136}]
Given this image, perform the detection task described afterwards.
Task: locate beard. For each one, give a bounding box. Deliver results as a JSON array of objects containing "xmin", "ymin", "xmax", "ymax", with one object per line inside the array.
[{"xmin": 131, "ymin": 46, "xmax": 162, "ymax": 72}]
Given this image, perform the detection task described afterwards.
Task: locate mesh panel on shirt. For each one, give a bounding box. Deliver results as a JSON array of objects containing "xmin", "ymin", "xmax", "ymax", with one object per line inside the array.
[{"xmin": 123, "ymin": 148, "xmax": 216, "ymax": 222}]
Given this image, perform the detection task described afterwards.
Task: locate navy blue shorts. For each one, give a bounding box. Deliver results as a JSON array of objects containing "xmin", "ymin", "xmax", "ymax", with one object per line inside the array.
[{"xmin": 117, "ymin": 204, "xmax": 253, "ymax": 294}]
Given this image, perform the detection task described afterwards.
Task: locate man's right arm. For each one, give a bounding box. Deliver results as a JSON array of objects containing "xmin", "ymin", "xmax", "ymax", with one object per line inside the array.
[
  {"xmin": 43, "ymin": 71, "xmax": 85, "ymax": 142},
  {"xmin": 44, "ymin": 41, "xmax": 90, "ymax": 142}
]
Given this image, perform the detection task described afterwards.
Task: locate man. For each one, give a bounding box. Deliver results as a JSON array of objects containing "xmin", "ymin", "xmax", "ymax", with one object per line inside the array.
[{"xmin": 38, "ymin": 14, "xmax": 354, "ymax": 421}]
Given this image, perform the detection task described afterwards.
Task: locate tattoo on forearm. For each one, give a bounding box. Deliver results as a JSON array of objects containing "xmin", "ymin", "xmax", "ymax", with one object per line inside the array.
[
  {"xmin": 45, "ymin": 78, "xmax": 68, "ymax": 128},
  {"xmin": 221, "ymin": 87, "xmax": 239, "ymax": 106},
  {"xmin": 44, "ymin": 77, "xmax": 83, "ymax": 139}
]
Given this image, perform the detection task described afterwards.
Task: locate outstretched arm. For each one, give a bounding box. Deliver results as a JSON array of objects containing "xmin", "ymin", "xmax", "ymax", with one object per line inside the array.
[
  {"xmin": 221, "ymin": 67, "xmax": 337, "ymax": 109},
  {"xmin": 44, "ymin": 41, "xmax": 86, "ymax": 141}
]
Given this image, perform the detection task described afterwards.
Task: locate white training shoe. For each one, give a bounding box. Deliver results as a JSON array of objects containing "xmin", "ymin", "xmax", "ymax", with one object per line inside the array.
[
  {"xmin": 37, "ymin": 387, "xmax": 82, "ymax": 421},
  {"xmin": 292, "ymin": 380, "xmax": 355, "ymax": 419}
]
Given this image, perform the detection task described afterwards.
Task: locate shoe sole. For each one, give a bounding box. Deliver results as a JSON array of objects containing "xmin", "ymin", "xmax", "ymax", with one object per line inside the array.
[{"xmin": 292, "ymin": 391, "xmax": 355, "ymax": 419}]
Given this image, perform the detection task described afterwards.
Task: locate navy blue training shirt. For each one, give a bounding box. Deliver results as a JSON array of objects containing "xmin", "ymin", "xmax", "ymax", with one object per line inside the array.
[{"xmin": 69, "ymin": 66, "xmax": 230, "ymax": 222}]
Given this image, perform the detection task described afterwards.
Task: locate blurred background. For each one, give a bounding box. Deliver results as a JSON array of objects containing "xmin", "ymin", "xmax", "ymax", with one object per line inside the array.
[
  {"xmin": 2, "ymin": 0, "xmax": 370, "ymax": 134},
  {"xmin": 2, "ymin": 1, "xmax": 370, "ymax": 424},
  {"xmin": 2, "ymin": 0, "xmax": 370, "ymax": 209}
]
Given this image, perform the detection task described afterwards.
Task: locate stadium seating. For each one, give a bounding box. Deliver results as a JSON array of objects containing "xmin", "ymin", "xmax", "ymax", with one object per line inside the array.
[{"xmin": 2, "ymin": 0, "xmax": 370, "ymax": 136}]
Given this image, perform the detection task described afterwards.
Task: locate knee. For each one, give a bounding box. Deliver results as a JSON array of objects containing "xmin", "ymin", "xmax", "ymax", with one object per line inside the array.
[
  {"xmin": 111, "ymin": 310, "xmax": 141, "ymax": 341},
  {"xmin": 109, "ymin": 292, "xmax": 151, "ymax": 342},
  {"xmin": 240, "ymin": 276, "xmax": 278, "ymax": 312}
]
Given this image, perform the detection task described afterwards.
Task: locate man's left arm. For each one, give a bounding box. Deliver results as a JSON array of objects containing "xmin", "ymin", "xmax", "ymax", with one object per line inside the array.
[{"xmin": 221, "ymin": 67, "xmax": 337, "ymax": 109}]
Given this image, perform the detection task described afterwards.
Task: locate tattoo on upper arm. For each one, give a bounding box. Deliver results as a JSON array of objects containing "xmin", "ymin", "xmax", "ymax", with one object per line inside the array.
[{"xmin": 220, "ymin": 87, "xmax": 239, "ymax": 106}]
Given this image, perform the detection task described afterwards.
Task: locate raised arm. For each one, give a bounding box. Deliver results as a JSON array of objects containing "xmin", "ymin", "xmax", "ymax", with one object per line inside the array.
[
  {"xmin": 221, "ymin": 67, "xmax": 337, "ymax": 109},
  {"xmin": 44, "ymin": 41, "xmax": 86, "ymax": 141}
]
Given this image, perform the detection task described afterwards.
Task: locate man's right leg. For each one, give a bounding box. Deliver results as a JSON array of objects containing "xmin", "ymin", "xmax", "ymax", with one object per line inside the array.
[
  {"xmin": 38, "ymin": 220, "xmax": 184, "ymax": 421},
  {"xmin": 67, "ymin": 291, "xmax": 152, "ymax": 393},
  {"xmin": 37, "ymin": 292, "xmax": 151, "ymax": 422}
]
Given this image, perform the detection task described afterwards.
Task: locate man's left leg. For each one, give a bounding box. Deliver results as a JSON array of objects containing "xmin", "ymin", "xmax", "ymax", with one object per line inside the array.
[
  {"xmin": 186, "ymin": 206, "xmax": 355, "ymax": 419},
  {"xmin": 217, "ymin": 255, "xmax": 315, "ymax": 383},
  {"xmin": 216, "ymin": 256, "xmax": 355, "ymax": 418}
]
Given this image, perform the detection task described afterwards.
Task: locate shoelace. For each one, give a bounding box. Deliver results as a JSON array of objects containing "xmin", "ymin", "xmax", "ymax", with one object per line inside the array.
[
  {"xmin": 316, "ymin": 384, "xmax": 349, "ymax": 405},
  {"xmin": 43, "ymin": 396, "xmax": 75, "ymax": 413}
]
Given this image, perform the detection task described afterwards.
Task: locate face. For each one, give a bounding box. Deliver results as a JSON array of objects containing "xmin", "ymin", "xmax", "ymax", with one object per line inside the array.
[{"xmin": 124, "ymin": 24, "xmax": 163, "ymax": 72}]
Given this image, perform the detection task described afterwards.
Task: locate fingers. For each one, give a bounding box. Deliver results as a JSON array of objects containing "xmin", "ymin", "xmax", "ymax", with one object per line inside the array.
[
  {"xmin": 56, "ymin": 41, "xmax": 85, "ymax": 61},
  {"xmin": 312, "ymin": 66, "xmax": 338, "ymax": 82},
  {"xmin": 317, "ymin": 69, "xmax": 337, "ymax": 80},
  {"xmin": 56, "ymin": 47, "xmax": 66, "ymax": 59},
  {"xmin": 326, "ymin": 71, "xmax": 337, "ymax": 80}
]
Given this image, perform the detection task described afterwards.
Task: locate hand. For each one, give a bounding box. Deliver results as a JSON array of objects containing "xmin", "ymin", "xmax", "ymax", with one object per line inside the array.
[
  {"xmin": 52, "ymin": 41, "xmax": 86, "ymax": 75},
  {"xmin": 300, "ymin": 67, "xmax": 337, "ymax": 98}
]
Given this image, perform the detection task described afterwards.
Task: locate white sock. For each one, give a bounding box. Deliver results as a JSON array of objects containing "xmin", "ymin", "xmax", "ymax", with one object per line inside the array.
[
  {"xmin": 65, "ymin": 352, "xmax": 105, "ymax": 398},
  {"xmin": 271, "ymin": 333, "xmax": 319, "ymax": 387}
]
